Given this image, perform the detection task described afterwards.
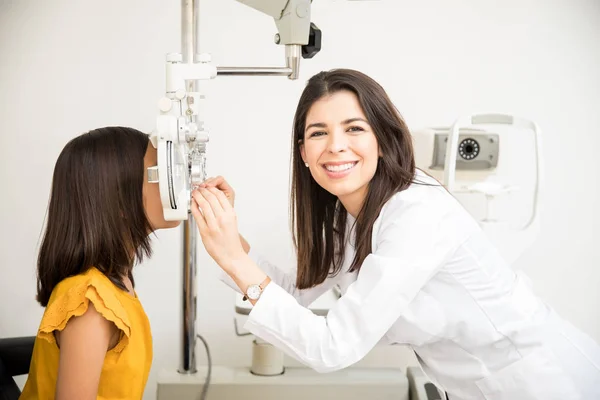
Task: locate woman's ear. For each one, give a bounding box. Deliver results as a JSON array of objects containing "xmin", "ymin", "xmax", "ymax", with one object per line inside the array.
[{"xmin": 300, "ymin": 143, "xmax": 307, "ymax": 164}]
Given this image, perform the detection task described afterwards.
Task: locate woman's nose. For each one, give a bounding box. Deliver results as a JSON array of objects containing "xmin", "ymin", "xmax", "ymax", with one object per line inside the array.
[{"xmin": 326, "ymin": 130, "xmax": 348, "ymax": 153}]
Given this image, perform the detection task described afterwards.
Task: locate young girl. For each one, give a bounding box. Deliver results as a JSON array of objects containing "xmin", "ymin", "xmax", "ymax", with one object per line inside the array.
[
  {"xmin": 192, "ymin": 69, "xmax": 600, "ymax": 399},
  {"xmin": 20, "ymin": 127, "xmax": 180, "ymax": 400}
]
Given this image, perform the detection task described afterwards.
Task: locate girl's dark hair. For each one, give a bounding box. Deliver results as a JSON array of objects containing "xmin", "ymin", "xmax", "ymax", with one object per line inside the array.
[
  {"xmin": 291, "ymin": 69, "xmax": 416, "ymax": 289},
  {"xmin": 36, "ymin": 126, "xmax": 153, "ymax": 306}
]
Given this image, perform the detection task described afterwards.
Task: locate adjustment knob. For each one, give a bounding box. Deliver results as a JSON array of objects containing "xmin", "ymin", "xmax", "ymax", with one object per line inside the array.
[{"xmin": 302, "ymin": 23, "xmax": 322, "ymax": 59}]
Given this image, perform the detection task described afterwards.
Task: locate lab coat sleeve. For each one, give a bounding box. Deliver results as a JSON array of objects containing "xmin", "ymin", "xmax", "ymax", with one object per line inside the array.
[
  {"xmin": 219, "ymin": 247, "xmax": 339, "ymax": 307},
  {"xmin": 243, "ymin": 198, "xmax": 462, "ymax": 373}
]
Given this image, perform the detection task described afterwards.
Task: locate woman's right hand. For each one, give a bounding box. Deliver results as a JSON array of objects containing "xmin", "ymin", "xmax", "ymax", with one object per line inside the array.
[
  {"xmin": 198, "ymin": 176, "xmax": 250, "ymax": 254},
  {"xmin": 199, "ymin": 176, "xmax": 235, "ymax": 207}
]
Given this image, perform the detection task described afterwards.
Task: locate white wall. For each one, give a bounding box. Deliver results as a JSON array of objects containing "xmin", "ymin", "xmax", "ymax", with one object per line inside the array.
[{"xmin": 1, "ymin": 0, "xmax": 599, "ymax": 399}]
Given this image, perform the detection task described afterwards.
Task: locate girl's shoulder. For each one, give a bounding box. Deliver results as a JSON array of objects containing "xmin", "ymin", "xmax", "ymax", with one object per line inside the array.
[
  {"xmin": 49, "ymin": 267, "xmax": 116, "ymax": 296},
  {"xmin": 37, "ymin": 267, "xmax": 134, "ymax": 353}
]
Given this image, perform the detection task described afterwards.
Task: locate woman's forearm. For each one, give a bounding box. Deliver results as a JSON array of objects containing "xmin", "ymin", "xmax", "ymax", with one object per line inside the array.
[{"xmin": 228, "ymin": 254, "xmax": 268, "ymax": 305}]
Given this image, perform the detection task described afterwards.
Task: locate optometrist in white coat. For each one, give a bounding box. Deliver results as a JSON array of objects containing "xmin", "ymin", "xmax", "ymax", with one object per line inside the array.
[{"xmin": 191, "ymin": 69, "xmax": 600, "ymax": 400}]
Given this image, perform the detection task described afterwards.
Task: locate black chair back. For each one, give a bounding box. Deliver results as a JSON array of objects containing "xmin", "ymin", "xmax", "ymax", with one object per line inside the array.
[{"xmin": 0, "ymin": 337, "xmax": 35, "ymax": 400}]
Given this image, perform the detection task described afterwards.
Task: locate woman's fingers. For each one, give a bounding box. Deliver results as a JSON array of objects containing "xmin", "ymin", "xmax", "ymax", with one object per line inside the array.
[
  {"xmin": 191, "ymin": 189, "xmax": 219, "ymax": 230},
  {"xmin": 201, "ymin": 176, "xmax": 224, "ymax": 188},
  {"xmin": 201, "ymin": 176, "xmax": 235, "ymax": 206},
  {"xmin": 190, "ymin": 186, "xmax": 245, "ymax": 271},
  {"xmin": 207, "ymin": 187, "xmax": 233, "ymax": 212},
  {"xmin": 199, "ymin": 176, "xmax": 214, "ymax": 188},
  {"xmin": 214, "ymin": 176, "xmax": 233, "ymax": 193},
  {"xmin": 191, "ymin": 187, "xmax": 233, "ymax": 228},
  {"xmin": 198, "ymin": 188, "xmax": 225, "ymax": 218}
]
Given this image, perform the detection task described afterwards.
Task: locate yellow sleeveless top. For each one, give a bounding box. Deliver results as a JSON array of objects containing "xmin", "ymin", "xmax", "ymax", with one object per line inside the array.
[{"xmin": 20, "ymin": 267, "xmax": 153, "ymax": 400}]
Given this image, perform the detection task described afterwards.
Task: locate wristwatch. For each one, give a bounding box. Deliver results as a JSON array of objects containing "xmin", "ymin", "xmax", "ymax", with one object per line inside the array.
[{"xmin": 243, "ymin": 276, "xmax": 271, "ymax": 301}]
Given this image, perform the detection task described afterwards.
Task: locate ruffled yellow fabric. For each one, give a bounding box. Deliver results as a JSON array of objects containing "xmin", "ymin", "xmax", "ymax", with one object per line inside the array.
[
  {"xmin": 20, "ymin": 267, "xmax": 153, "ymax": 400},
  {"xmin": 37, "ymin": 271, "xmax": 132, "ymax": 352}
]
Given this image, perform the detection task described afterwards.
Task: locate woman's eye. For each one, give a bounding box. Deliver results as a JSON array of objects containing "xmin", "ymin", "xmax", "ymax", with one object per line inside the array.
[
  {"xmin": 348, "ymin": 126, "xmax": 365, "ymax": 133},
  {"xmin": 309, "ymin": 131, "xmax": 326, "ymax": 138}
]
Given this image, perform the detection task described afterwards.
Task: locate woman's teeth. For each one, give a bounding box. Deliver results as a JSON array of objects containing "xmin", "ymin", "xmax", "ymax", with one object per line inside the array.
[{"xmin": 324, "ymin": 162, "xmax": 356, "ymax": 172}]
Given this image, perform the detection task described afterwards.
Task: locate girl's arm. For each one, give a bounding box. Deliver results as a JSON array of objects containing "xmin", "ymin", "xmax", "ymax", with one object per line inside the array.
[{"xmin": 55, "ymin": 303, "xmax": 118, "ymax": 400}]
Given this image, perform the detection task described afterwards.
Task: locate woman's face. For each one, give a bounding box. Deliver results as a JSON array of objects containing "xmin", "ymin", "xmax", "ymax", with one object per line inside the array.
[
  {"xmin": 300, "ymin": 90, "xmax": 380, "ymax": 215},
  {"xmin": 142, "ymin": 143, "xmax": 181, "ymax": 232}
]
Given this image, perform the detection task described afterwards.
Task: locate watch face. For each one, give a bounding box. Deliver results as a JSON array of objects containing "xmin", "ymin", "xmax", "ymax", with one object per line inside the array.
[{"xmin": 247, "ymin": 284, "xmax": 261, "ymax": 300}]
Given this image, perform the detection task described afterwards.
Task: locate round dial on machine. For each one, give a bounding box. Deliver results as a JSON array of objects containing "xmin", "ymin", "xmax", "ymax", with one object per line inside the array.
[{"xmin": 459, "ymin": 138, "xmax": 480, "ymax": 160}]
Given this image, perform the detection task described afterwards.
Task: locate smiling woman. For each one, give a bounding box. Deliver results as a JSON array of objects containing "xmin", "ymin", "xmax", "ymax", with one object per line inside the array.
[
  {"xmin": 292, "ymin": 70, "xmax": 416, "ymax": 289},
  {"xmin": 191, "ymin": 69, "xmax": 600, "ymax": 400},
  {"xmin": 302, "ymin": 109, "xmax": 378, "ymax": 215}
]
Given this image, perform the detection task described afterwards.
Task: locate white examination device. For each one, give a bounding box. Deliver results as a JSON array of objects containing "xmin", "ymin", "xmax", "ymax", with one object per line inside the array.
[
  {"xmin": 412, "ymin": 113, "xmax": 542, "ymax": 265},
  {"xmin": 147, "ymin": 0, "xmax": 322, "ymax": 381},
  {"xmin": 148, "ymin": 0, "xmax": 322, "ymax": 221}
]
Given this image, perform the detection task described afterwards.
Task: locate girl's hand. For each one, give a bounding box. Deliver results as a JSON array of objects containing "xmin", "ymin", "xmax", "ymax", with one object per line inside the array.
[
  {"xmin": 199, "ymin": 176, "xmax": 235, "ymax": 207},
  {"xmin": 191, "ymin": 187, "xmax": 246, "ymax": 272}
]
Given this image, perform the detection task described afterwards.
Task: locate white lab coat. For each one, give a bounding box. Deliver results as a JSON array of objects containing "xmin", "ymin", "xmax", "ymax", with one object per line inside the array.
[{"xmin": 225, "ymin": 170, "xmax": 600, "ymax": 400}]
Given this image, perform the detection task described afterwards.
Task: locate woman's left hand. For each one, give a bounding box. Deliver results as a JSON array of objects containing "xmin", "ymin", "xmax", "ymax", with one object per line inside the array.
[{"xmin": 191, "ymin": 187, "xmax": 246, "ymax": 273}]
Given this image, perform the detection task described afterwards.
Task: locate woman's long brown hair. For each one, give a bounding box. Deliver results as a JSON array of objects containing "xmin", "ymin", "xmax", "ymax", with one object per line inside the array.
[{"xmin": 290, "ymin": 69, "xmax": 416, "ymax": 289}]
